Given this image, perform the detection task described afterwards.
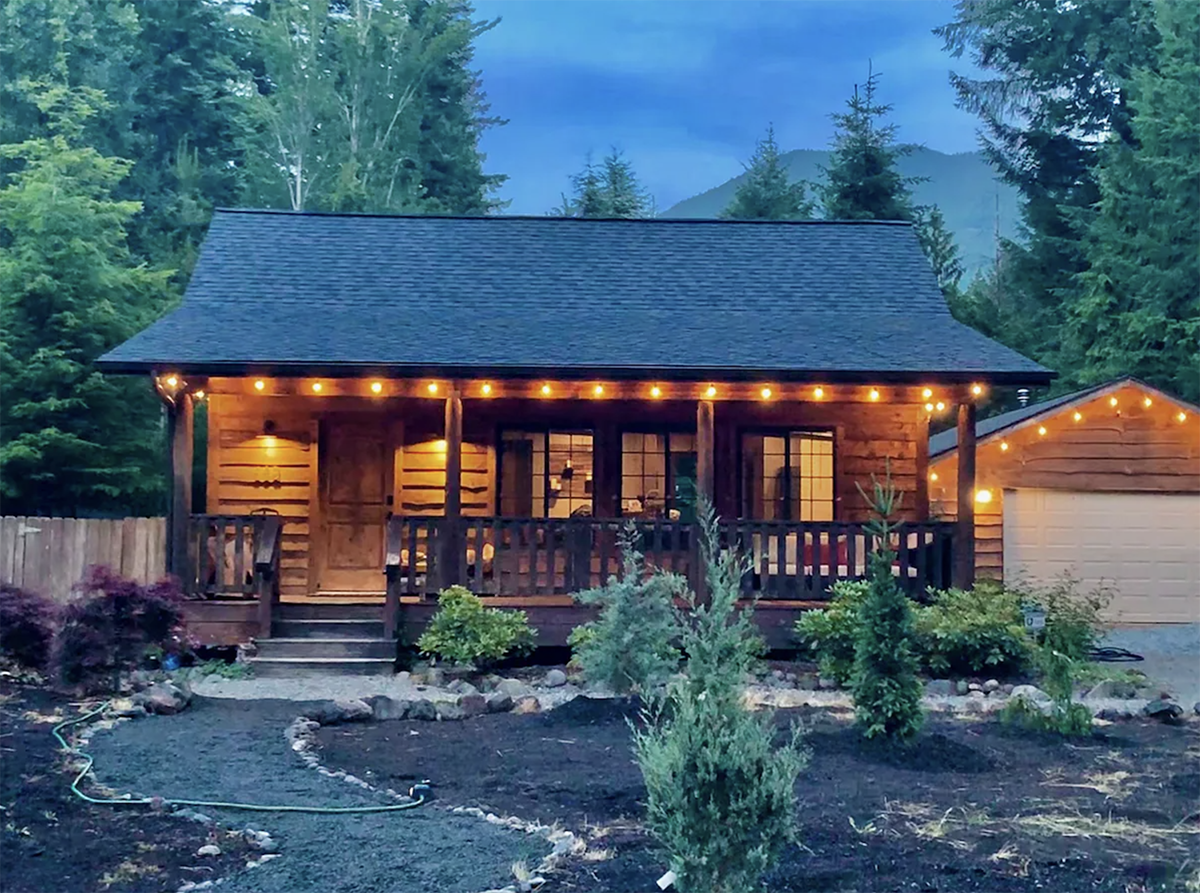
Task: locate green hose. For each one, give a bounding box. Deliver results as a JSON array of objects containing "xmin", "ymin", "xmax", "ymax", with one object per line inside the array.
[{"xmin": 52, "ymin": 702, "xmax": 427, "ymax": 814}]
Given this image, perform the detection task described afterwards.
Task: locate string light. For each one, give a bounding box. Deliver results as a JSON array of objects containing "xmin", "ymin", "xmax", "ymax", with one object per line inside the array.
[
  {"xmin": 1000, "ymin": 441, "xmax": 1009, "ymax": 451},
  {"xmin": 165, "ymin": 375, "xmax": 178, "ymax": 388},
  {"xmin": 1109, "ymin": 396, "xmax": 1118, "ymax": 407},
  {"xmin": 813, "ymin": 386, "xmax": 824, "ymax": 399},
  {"xmin": 760, "ymin": 386, "xmax": 773, "ymax": 400},
  {"xmin": 929, "ymin": 471, "xmax": 938, "ymax": 482},
  {"xmin": 924, "ymin": 402, "xmax": 934, "ymax": 413},
  {"xmin": 481, "ymin": 383, "xmax": 493, "ymax": 396},
  {"xmin": 1179, "ymin": 411, "xmax": 1188, "ymax": 423},
  {"xmin": 975, "ymin": 489, "xmax": 993, "ymax": 504},
  {"xmin": 593, "ymin": 384, "xmax": 604, "ymax": 397},
  {"xmin": 869, "ymin": 388, "xmax": 880, "ymax": 401},
  {"xmin": 254, "ymin": 379, "xmax": 265, "ymax": 391},
  {"xmin": 705, "ymin": 385, "xmax": 717, "ymax": 398},
  {"xmin": 193, "ymin": 390, "xmax": 205, "ymax": 401},
  {"xmin": 541, "ymin": 384, "xmax": 552, "ymax": 397},
  {"xmin": 1143, "ymin": 396, "xmax": 1153, "ymax": 407},
  {"xmin": 1073, "ymin": 411, "xmax": 1083, "ymax": 422},
  {"xmin": 311, "ymin": 382, "xmax": 323, "ymax": 393},
  {"xmin": 370, "ymin": 381, "xmax": 383, "ymax": 394},
  {"xmin": 1038, "ymin": 425, "xmax": 1047, "ymax": 436},
  {"xmin": 650, "ymin": 386, "xmax": 662, "ymax": 399},
  {"xmin": 427, "ymin": 382, "xmax": 439, "ymax": 395},
  {"xmin": 922, "ymin": 388, "xmax": 933, "ymax": 399},
  {"xmin": 971, "ymin": 383, "xmax": 984, "ymax": 397},
  {"xmin": 935, "ymin": 401, "xmax": 946, "ymax": 412}
]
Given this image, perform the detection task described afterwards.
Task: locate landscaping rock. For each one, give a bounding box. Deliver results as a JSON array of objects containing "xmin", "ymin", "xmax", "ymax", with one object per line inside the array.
[
  {"xmin": 134, "ymin": 681, "xmax": 191, "ymax": 715},
  {"xmin": 426, "ymin": 666, "xmax": 445, "ymax": 687},
  {"xmin": 407, "ymin": 699, "xmax": 438, "ymax": 721},
  {"xmin": 108, "ymin": 697, "xmax": 146, "ymax": 718},
  {"xmin": 1194, "ymin": 701, "xmax": 1200, "ymax": 717},
  {"xmin": 457, "ymin": 693, "xmax": 487, "ymax": 717},
  {"xmin": 1001, "ymin": 683, "xmax": 1014, "ymax": 695},
  {"xmin": 817, "ymin": 677, "xmax": 837, "ymax": 690},
  {"xmin": 480, "ymin": 674, "xmax": 503, "ymax": 693},
  {"xmin": 983, "ymin": 679, "xmax": 1000, "ymax": 693},
  {"xmin": 485, "ymin": 691, "xmax": 513, "ymax": 714},
  {"xmin": 796, "ymin": 674, "xmax": 819, "ymax": 690},
  {"xmin": 448, "ymin": 680, "xmax": 479, "ymax": 697},
  {"xmin": 924, "ymin": 679, "xmax": 955, "ymax": 697},
  {"xmin": 496, "ymin": 678, "xmax": 531, "ymax": 699},
  {"xmin": 307, "ymin": 698, "xmax": 372, "ymax": 724},
  {"xmin": 955, "ymin": 680, "xmax": 970, "ymax": 695},
  {"xmin": 1085, "ymin": 679, "xmax": 1138, "ymax": 700},
  {"xmin": 1010, "ymin": 684, "xmax": 1052, "ymax": 705},
  {"xmin": 436, "ymin": 702, "xmax": 465, "ymax": 721},
  {"xmin": 1096, "ymin": 707, "xmax": 1135, "ymax": 721},
  {"xmin": 543, "ymin": 669, "xmax": 568, "ymax": 688},
  {"xmin": 366, "ymin": 695, "xmax": 411, "ymax": 721},
  {"xmin": 967, "ymin": 682, "xmax": 983, "ymax": 693},
  {"xmin": 197, "ymin": 844, "xmax": 221, "ymax": 857},
  {"xmin": 1143, "ymin": 697, "xmax": 1183, "ymax": 721},
  {"xmin": 512, "ymin": 696, "xmax": 540, "ymax": 715},
  {"xmin": 968, "ymin": 690, "xmax": 986, "ymax": 700}
]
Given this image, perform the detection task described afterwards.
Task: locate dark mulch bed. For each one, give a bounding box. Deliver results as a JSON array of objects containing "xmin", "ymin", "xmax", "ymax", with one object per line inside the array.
[
  {"xmin": 0, "ymin": 683, "xmax": 253, "ymax": 893},
  {"xmin": 318, "ymin": 697, "xmax": 1200, "ymax": 893}
]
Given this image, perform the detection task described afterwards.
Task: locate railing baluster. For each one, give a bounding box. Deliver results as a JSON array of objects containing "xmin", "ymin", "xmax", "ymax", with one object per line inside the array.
[{"xmin": 234, "ymin": 519, "xmax": 246, "ymax": 596}]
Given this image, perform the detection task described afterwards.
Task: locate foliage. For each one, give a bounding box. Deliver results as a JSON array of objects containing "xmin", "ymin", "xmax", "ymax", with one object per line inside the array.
[
  {"xmin": 850, "ymin": 472, "xmax": 923, "ymax": 741},
  {"xmin": 0, "ymin": 79, "xmax": 173, "ymax": 515},
  {"xmin": 0, "ymin": 584, "xmax": 58, "ymax": 670},
  {"xmin": 1001, "ymin": 646, "xmax": 1093, "ymax": 737},
  {"xmin": 916, "ymin": 583, "xmax": 1031, "ymax": 677},
  {"xmin": 632, "ymin": 502, "xmax": 805, "ymax": 893},
  {"xmin": 53, "ymin": 566, "xmax": 186, "ymax": 691},
  {"xmin": 556, "ymin": 149, "xmax": 652, "ymax": 218},
  {"xmin": 188, "ymin": 658, "xmax": 253, "ymax": 680},
  {"xmin": 793, "ymin": 581, "xmax": 869, "ymax": 685},
  {"xmin": 721, "ymin": 125, "xmax": 813, "ymax": 221},
  {"xmin": 1016, "ymin": 574, "xmax": 1112, "ymax": 662},
  {"xmin": 819, "ymin": 65, "xmax": 920, "ymax": 222},
  {"xmin": 914, "ymin": 205, "xmax": 964, "ymax": 301},
  {"xmin": 1068, "ymin": 0, "xmax": 1200, "ymax": 402},
  {"xmin": 570, "ymin": 526, "xmax": 683, "ymax": 694},
  {"xmin": 417, "ymin": 586, "xmax": 536, "ymax": 667}
]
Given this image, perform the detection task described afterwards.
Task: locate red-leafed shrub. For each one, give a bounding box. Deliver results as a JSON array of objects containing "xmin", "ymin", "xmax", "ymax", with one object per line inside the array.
[
  {"xmin": 0, "ymin": 584, "xmax": 59, "ymax": 670},
  {"xmin": 53, "ymin": 567, "xmax": 187, "ymax": 690}
]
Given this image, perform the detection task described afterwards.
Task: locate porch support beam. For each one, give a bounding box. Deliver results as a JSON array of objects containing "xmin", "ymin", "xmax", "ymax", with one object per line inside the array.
[
  {"xmin": 440, "ymin": 385, "xmax": 464, "ymax": 589},
  {"xmin": 696, "ymin": 399, "xmax": 715, "ymax": 507},
  {"xmin": 953, "ymin": 401, "xmax": 977, "ymax": 589},
  {"xmin": 166, "ymin": 393, "xmax": 194, "ymax": 583}
]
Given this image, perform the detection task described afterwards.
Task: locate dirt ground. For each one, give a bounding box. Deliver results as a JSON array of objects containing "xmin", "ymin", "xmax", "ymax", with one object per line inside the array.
[
  {"xmin": 0, "ymin": 683, "xmax": 254, "ymax": 893},
  {"xmin": 318, "ymin": 697, "xmax": 1200, "ymax": 893}
]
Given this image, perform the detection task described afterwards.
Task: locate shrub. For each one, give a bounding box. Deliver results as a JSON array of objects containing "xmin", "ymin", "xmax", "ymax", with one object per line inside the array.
[
  {"xmin": 0, "ymin": 584, "xmax": 58, "ymax": 670},
  {"xmin": 793, "ymin": 580, "xmax": 869, "ymax": 685},
  {"xmin": 417, "ymin": 586, "xmax": 536, "ymax": 667},
  {"xmin": 1029, "ymin": 574, "xmax": 1112, "ymax": 662},
  {"xmin": 54, "ymin": 567, "xmax": 187, "ymax": 691},
  {"xmin": 632, "ymin": 503, "xmax": 804, "ymax": 893},
  {"xmin": 850, "ymin": 474, "xmax": 923, "ymax": 741},
  {"xmin": 915, "ymin": 583, "xmax": 1032, "ymax": 677},
  {"xmin": 1001, "ymin": 645, "xmax": 1093, "ymax": 737},
  {"xmin": 570, "ymin": 527, "xmax": 684, "ymax": 694}
]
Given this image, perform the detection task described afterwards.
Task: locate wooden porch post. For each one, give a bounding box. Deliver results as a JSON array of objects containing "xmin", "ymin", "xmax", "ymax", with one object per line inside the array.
[
  {"xmin": 694, "ymin": 399, "xmax": 716, "ymax": 600},
  {"xmin": 166, "ymin": 392, "xmax": 194, "ymax": 584},
  {"xmin": 954, "ymin": 401, "xmax": 977, "ymax": 588},
  {"xmin": 440, "ymin": 385, "xmax": 464, "ymax": 589}
]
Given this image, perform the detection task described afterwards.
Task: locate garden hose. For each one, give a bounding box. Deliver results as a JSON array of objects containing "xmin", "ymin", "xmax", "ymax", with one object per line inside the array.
[
  {"xmin": 52, "ymin": 702, "xmax": 430, "ymax": 814},
  {"xmin": 1088, "ymin": 646, "xmax": 1145, "ymax": 663}
]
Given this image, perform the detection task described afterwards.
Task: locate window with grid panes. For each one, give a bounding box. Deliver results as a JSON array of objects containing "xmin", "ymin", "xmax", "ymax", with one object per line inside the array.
[
  {"xmin": 620, "ymin": 432, "xmax": 697, "ymax": 519},
  {"xmin": 498, "ymin": 430, "xmax": 594, "ymax": 517},
  {"xmin": 740, "ymin": 431, "xmax": 834, "ymax": 521}
]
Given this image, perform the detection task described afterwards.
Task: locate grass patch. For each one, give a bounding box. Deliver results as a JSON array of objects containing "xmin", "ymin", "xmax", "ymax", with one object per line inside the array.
[{"xmin": 1040, "ymin": 768, "xmax": 1136, "ymax": 801}]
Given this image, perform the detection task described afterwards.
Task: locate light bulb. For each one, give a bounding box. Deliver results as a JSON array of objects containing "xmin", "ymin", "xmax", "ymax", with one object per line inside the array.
[
  {"xmin": 165, "ymin": 376, "xmax": 178, "ymax": 388},
  {"xmin": 1144, "ymin": 396, "xmax": 1153, "ymax": 407},
  {"xmin": 869, "ymin": 388, "xmax": 880, "ymax": 401},
  {"xmin": 311, "ymin": 382, "xmax": 323, "ymax": 393},
  {"xmin": 593, "ymin": 384, "xmax": 604, "ymax": 397},
  {"xmin": 481, "ymin": 383, "xmax": 493, "ymax": 396},
  {"xmin": 929, "ymin": 471, "xmax": 938, "ymax": 482},
  {"xmin": 1178, "ymin": 411, "xmax": 1188, "ymax": 423},
  {"xmin": 1073, "ymin": 411, "xmax": 1083, "ymax": 422},
  {"xmin": 971, "ymin": 383, "xmax": 983, "ymax": 396},
  {"xmin": 813, "ymin": 386, "xmax": 824, "ymax": 399},
  {"xmin": 924, "ymin": 402, "xmax": 934, "ymax": 413},
  {"xmin": 760, "ymin": 387, "xmax": 772, "ymax": 400},
  {"xmin": 541, "ymin": 384, "xmax": 552, "ymax": 396},
  {"xmin": 1038, "ymin": 426, "xmax": 1047, "ymax": 436},
  {"xmin": 254, "ymin": 379, "xmax": 265, "ymax": 391},
  {"xmin": 935, "ymin": 401, "xmax": 946, "ymax": 412},
  {"xmin": 705, "ymin": 385, "xmax": 717, "ymax": 398},
  {"xmin": 975, "ymin": 489, "xmax": 993, "ymax": 504},
  {"xmin": 427, "ymin": 382, "xmax": 438, "ymax": 395},
  {"xmin": 1109, "ymin": 396, "xmax": 1118, "ymax": 407},
  {"xmin": 1000, "ymin": 441, "xmax": 1009, "ymax": 451},
  {"xmin": 370, "ymin": 381, "xmax": 383, "ymax": 394},
  {"xmin": 922, "ymin": 388, "xmax": 933, "ymax": 399},
  {"xmin": 650, "ymin": 386, "xmax": 662, "ymax": 399}
]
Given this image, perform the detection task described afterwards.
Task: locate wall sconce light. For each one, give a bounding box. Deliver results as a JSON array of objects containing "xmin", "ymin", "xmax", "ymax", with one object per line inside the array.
[{"xmin": 975, "ymin": 488, "xmax": 993, "ymax": 504}]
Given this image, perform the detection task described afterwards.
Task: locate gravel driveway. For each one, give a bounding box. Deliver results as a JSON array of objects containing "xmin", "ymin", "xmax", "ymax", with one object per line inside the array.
[
  {"xmin": 87, "ymin": 698, "xmax": 544, "ymax": 893},
  {"xmin": 1103, "ymin": 623, "xmax": 1200, "ymax": 707}
]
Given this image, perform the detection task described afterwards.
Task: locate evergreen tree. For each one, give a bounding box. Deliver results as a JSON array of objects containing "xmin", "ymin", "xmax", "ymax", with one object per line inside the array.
[
  {"xmin": 819, "ymin": 67, "xmax": 919, "ymax": 221},
  {"xmin": 914, "ymin": 205, "xmax": 964, "ymax": 300},
  {"xmin": 0, "ymin": 82, "xmax": 172, "ymax": 514},
  {"xmin": 557, "ymin": 149, "xmax": 652, "ymax": 218},
  {"xmin": 1068, "ymin": 0, "xmax": 1200, "ymax": 402},
  {"xmin": 720, "ymin": 125, "xmax": 813, "ymax": 221},
  {"xmin": 937, "ymin": 0, "xmax": 1162, "ymax": 372}
]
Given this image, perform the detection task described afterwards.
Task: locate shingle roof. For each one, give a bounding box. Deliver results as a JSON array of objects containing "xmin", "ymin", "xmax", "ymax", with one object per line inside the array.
[
  {"xmin": 928, "ymin": 385, "xmax": 1106, "ymax": 457},
  {"xmin": 99, "ymin": 210, "xmax": 1052, "ymax": 382}
]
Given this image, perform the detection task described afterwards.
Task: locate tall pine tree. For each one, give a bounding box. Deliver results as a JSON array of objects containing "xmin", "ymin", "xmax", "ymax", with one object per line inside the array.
[
  {"xmin": 720, "ymin": 125, "xmax": 812, "ymax": 221},
  {"xmin": 557, "ymin": 149, "xmax": 652, "ymax": 218},
  {"xmin": 1068, "ymin": 0, "xmax": 1200, "ymax": 401}
]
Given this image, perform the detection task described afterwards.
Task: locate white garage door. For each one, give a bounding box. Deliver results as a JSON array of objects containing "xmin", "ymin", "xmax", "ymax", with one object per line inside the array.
[{"xmin": 1003, "ymin": 489, "xmax": 1200, "ymax": 624}]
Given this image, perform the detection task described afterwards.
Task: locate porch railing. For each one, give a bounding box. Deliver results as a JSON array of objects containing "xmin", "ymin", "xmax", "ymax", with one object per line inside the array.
[
  {"xmin": 184, "ymin": 514, "xmax": 282, "ymax": 636},
  {"xmin": 384, "ymin": 515, "xmax": 954, "ymax": 626}
]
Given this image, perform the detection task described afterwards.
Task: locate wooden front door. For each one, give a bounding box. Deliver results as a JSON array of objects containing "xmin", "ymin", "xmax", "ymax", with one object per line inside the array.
[{"xmin": 315, "ymin": 416, "xmax": 396, "ymax": 594}]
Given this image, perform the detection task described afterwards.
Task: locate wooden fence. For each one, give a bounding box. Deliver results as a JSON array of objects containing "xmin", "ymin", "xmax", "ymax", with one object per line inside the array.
[{"xmin": 0, "ymin": 516, "xmax": 167, "ymax": 602}]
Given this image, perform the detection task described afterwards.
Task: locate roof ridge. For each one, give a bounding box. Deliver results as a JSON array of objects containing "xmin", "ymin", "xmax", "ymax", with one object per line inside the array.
[{"xmin": 211, "ymin": 208, "xmax": 914, "ymax": 227}]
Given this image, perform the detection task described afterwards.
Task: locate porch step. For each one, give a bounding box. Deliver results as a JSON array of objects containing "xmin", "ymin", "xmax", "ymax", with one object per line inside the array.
[
  {"xmin": 274, "ymin": 602, "xmax": 382, "ymax": 621},
  {"xmin": 255, "ymin": 638, "xmax": 396, "ymax": 660},
  {"xmin": 248, "ymin": 657, "xmax": 396, "ymax": 678},
  {"xmin": 272, "ymin": 619, "xmax": 386, "ymax": 639}
]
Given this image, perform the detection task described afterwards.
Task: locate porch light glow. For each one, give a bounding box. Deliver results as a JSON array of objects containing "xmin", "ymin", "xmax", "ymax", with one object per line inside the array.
[
  {"xmin": 1073, "ymin": 411, "xmax": 1083, "ymax": 422},
  {"xmin": 481, "ymin": 383, "xmax": 493, "ymax": 396},
  {"xmin": 813, "ymin": 386, "xmax": 824, "ymax": 399},
  {"xmin": 427, "ymin": 382, "xmax": 438, "ymax": 395},
  {"xmin": 1110, "ymin": 396, "xmax": 1119, "ymax": 407},
  {"xmin": 1038, "ymin": 426, "xmax": 1047, "ymax": 436},
  {"xmin": 1144, "ymin": 396, "xmax": 1153, "ymax": 407},
  {"xmin": 924, "ymin": 402, "xmax": 934, "ymax": 413},
  {"xmin": 434, "ymin": 439, "xmax": 447, "ymax": 452},
  {"xmin": 165, "ymin": 375, "xmax": 179, "ymax": 388},
  {"xmin": 541, "ymin": 384, "xmax": 552, "ymax": 396},
  {"xmin": 1179, "ymin": 411, "xmax": 1188, "ymax": 423},
  {"xmin": 760, "ymin": 387, "xmax": 772, "ymax": 400},
  {"xmin": 650, "ymin": 386, "xmax": 662, "ymax": 398},
  {"xmin": 975, "ymin": 489, "xmax": 993, "ymax": 504},
  {"xmin": 370, "ymin": 381, "xmax": 383, "ymax": 394},
  {"xmin": 935, "ymin": 401, "xmax": 946, "ymax": 412},
  {"xmin": 869, "ymin": 388, "xmax": 880, "ymax": 401},
  {"xmin": 311, "ymin": 382, "xmax": 323, "ymax": 393},
  {"xmin": 593, "ymin": 384, "xmax": 604, "ymax": 397},
  {"xmin": 1000, "ymin": 441, "xmax": 1009, "ymax": 451},
  {"xmin": 705, "ymin": 385, "xmax": 717, "ymax": 398},
  {"xmin": 922, "ymin": 388, "xmax": 933, "ymax": 399},
  {"xmin": 971, "ymin": 383, "xmax": 984, "ymax": 397},
  {"xmin": 929, "ymin": 471, "xmax": 938, "ymax": 482},
  {"xmin": 254, "ymin": 379, "xmax": 266, "ymax": 391},
  {"xmin": 193, "ymin": 390, "xmax": 205, "ymax": 401}
]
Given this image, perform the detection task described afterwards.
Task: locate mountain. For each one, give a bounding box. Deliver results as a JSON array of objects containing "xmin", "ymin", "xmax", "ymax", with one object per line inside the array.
[{"xmin": 663, "ymin": 147, "xmax": 1020, "ymax": 278}]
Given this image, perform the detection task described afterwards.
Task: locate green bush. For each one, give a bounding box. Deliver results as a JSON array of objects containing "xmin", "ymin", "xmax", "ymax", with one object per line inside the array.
[
  {"xmin": 632, "ymin": 503, "xmax": 804, "ymax": 893},
  {"xmin": 569, "ymin": 528, "xmax": 683, "ymax": 694},
  {"xmin": 793, "ymin": 581, "xmax": 869, "ymax": 685},
  {"xmin": 1028, "ymin": 575, "xmax": 1112, "ymax": 661},
  {"xmin": 1000, "ymin": 644, "xmax": 1093, "ymax": 737},
  {"xmin": 850, "ymin": 474, "xmax": 923, "ymax": 742},
  {"xmin": 417, "ymin": 586, "xmax": 536, "ymax": 667},
  {"xmin": 915, "ymin": 583, "xmax": 1031, "ymax": 677}
]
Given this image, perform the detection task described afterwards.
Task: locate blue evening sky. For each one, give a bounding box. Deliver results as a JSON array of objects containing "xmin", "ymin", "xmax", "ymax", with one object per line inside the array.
[{"xmin": 471, "ymin": 0, "xmax": 984, "ymax": 214}]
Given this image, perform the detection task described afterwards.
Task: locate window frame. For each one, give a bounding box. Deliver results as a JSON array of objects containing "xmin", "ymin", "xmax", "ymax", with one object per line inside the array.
[
  {"xmin": 496, "ymin": 426, "xmax": 595, "ymax": 518},
  {"xmin": 737, "ymin": 427, "xmax": 837, "ymax": 522},
  {"xmin": 617, "ymin": 427, "xmax": 699, "ymax": 519}
]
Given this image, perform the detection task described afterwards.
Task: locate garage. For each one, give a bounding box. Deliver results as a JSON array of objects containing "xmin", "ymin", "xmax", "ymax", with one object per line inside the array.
[
  {"xmin": 928, "ymin": 377, "xmax": 1200, "ymax": 624},
  {"xmin": 1003, "ymin": 489, "xmax": 1200, "ymax": 624}
]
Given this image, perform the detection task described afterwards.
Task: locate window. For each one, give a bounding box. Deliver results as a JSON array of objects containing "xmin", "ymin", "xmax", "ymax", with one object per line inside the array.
[
  {"xmin": 621, "ymin": 432, "xmax": 697, "ymax": 519},
  {"xmin": 741, "ymin": 431, "xmax": 834, "ymax": 521},
  {"xmin": 499, "ymin": 430, "xmax": 594, "ymax": 517}
]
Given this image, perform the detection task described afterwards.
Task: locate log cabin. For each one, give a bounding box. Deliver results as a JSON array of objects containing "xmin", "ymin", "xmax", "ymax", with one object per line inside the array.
[{"xmin": 99, "ymin": 210, "xmax": 1052, "ymax": 666}]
